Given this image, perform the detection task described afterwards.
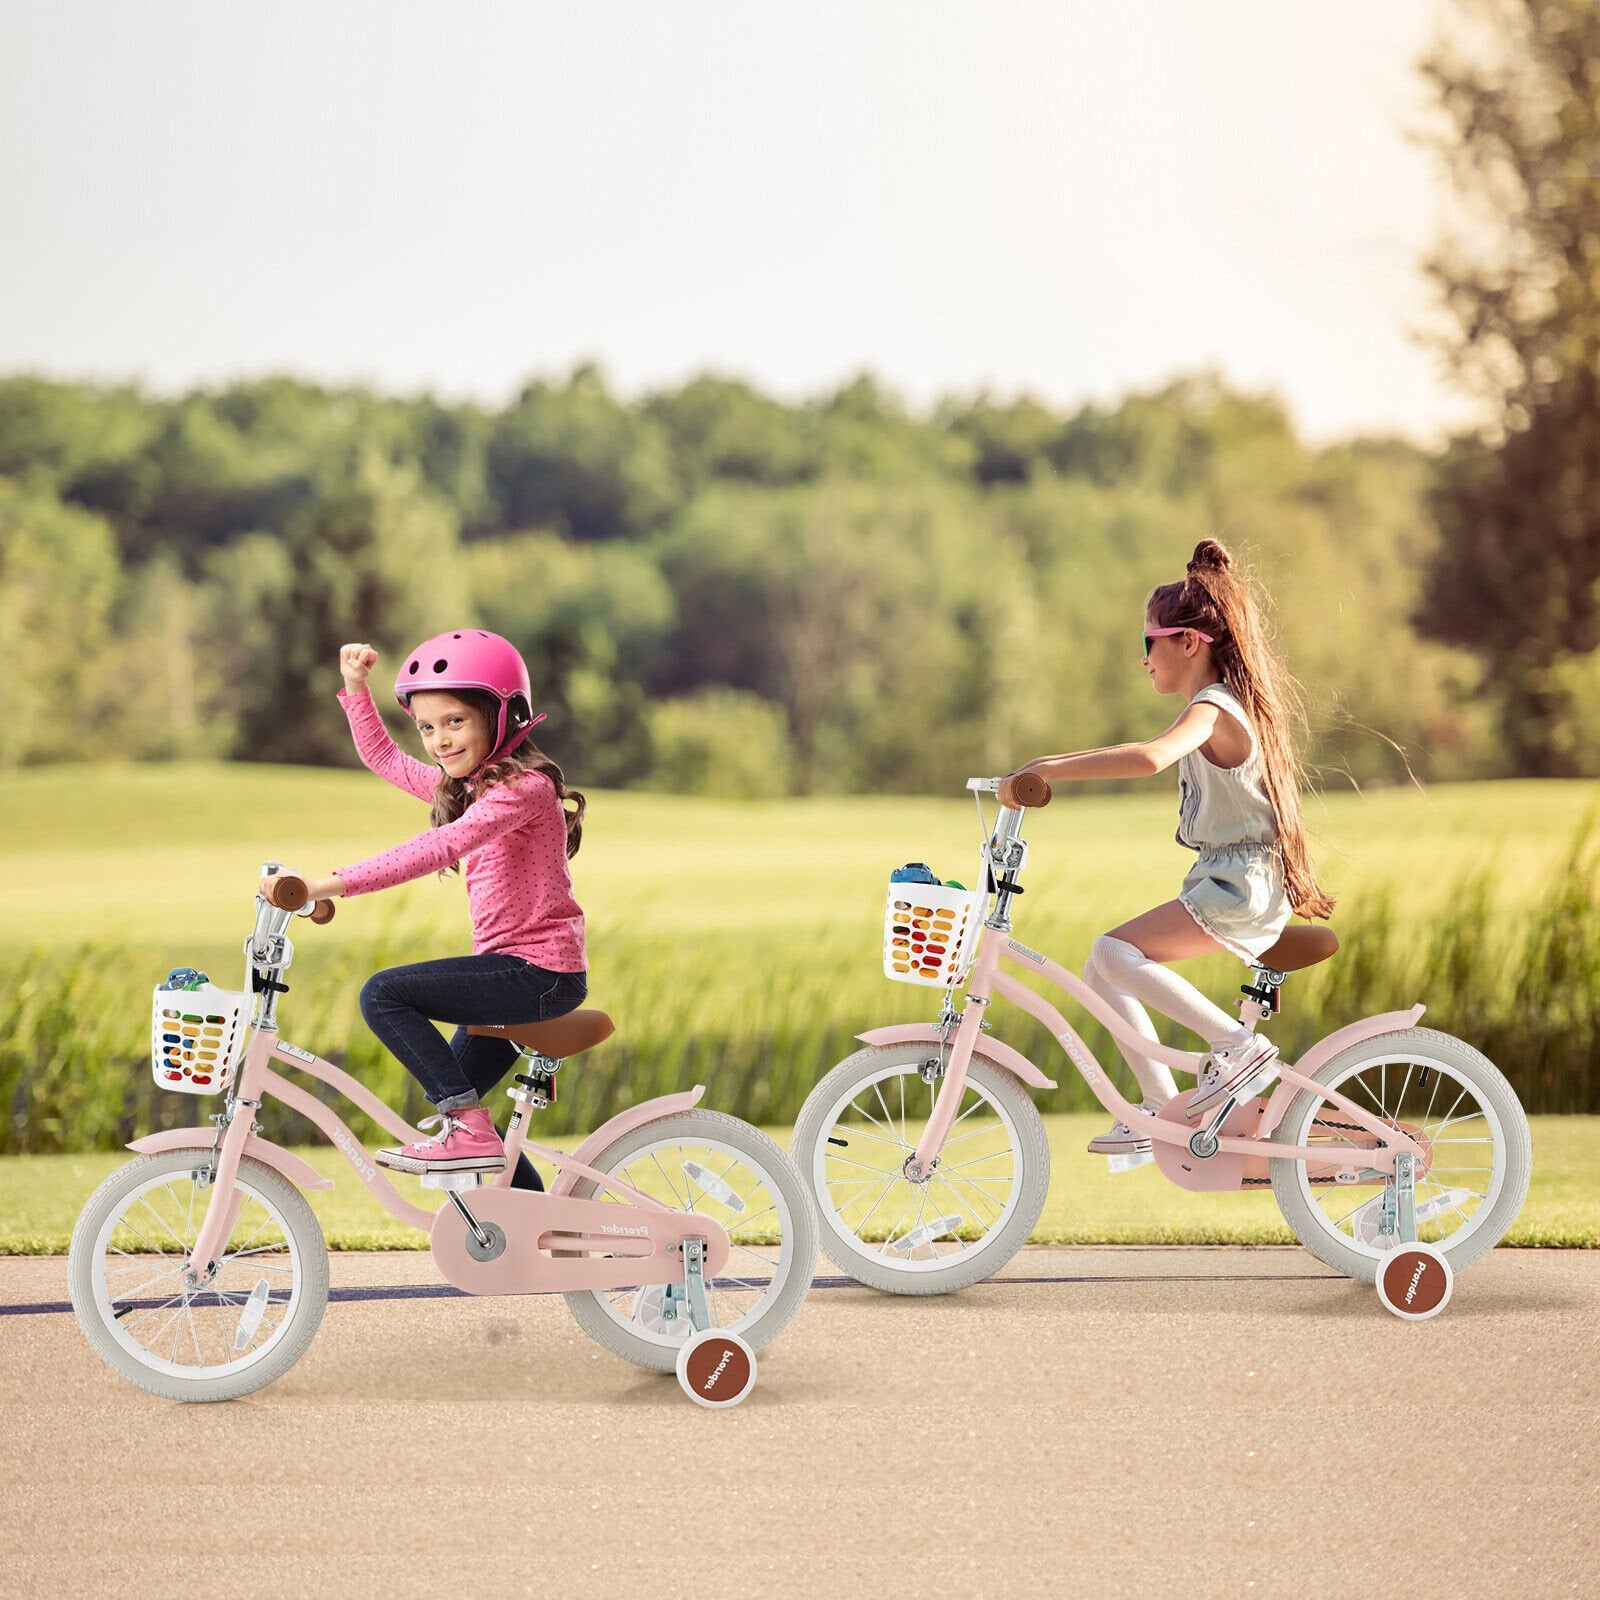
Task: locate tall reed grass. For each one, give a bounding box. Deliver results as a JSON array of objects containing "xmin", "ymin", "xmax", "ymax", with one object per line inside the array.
[{"xmin": 3, "ymin": 826, "xmax": 1595, "ymax": 1154}]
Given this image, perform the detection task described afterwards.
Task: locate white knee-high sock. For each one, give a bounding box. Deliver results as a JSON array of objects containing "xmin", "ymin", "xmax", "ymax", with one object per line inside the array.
[
  {"xmin": 1083, "ymin": 947, "xmax": 1179, "ymax": 1107},
  {"xmin": 1089, "ymin": 934, "xmax": 1253, "ymax": 1065}
]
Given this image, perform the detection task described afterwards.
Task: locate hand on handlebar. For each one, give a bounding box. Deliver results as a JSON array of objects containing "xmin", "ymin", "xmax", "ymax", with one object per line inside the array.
[
  {"xmin": 998, "ymin": 769, "xmax": 1053, "ymax": 809},
  {"xmin": 259, "ymin": 869, "xmax": 342, "ymax": 922}
]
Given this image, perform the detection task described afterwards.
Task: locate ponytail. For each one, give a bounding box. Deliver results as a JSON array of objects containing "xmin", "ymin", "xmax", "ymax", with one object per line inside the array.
[{"xmin": 1149, "ymin": 540, "xmax": 1334, "ymax": 920}]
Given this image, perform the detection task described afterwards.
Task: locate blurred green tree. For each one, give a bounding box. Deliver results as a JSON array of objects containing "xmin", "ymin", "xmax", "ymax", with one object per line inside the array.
[
  {"xmin": 644, "ymin": 688, "xmax": 794, "ymax": 797},
  {"xmin": 203, "ymin": 449, "xmax": 466, "ymax": 765},
  {"xmin": 0, "ymin": 483, "xmax": 119, "ymax": 766},
  {"xmin": 1413, "ymin": 0, "xmax": 1600, "ymax": 773},
  {"xmin": 487, "ymin": 364, "xmax": 682, "ymax": 540}
]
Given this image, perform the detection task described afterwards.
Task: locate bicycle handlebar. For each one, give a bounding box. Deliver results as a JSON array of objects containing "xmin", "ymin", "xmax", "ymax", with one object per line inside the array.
[
  {"xmin": 261, "ymin": 873, "xmax": 336, "ymax": 923},
  {"xmin": 1008, "ymin": 772, "xmax": 1052, "ymax": 809}
]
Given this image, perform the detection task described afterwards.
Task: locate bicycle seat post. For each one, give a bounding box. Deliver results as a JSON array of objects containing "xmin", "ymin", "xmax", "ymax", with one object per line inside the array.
[
  {"xmin": 1239, "ymin": 964, "xmax": 1287, "ymax": 1029},
  {"xmin": 501, "ymin": 1048, "xmax": 559, "ymax": 1175}
]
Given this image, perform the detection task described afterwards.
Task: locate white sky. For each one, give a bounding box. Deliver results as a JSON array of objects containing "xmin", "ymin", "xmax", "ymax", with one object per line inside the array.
[{"xmin": 0, "ymin": 0, "xmax": 1481, "ymax": 446}]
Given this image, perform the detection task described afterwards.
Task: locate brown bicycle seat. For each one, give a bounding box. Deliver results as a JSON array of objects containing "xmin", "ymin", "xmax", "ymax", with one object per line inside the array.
[
  {"xmin": 466, "ymin": 1009, "xmax": 615, "ymax": 1060},
  {"xmin": 1257, "ymin": 926, "xmax": 1339, "ymax": 974}
]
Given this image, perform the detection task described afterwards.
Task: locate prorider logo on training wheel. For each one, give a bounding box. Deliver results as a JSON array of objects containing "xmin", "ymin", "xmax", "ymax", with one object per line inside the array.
[
  {"xmin": 1382, "ymin": 1247, "xmax": 1449, "ymax": 1316},
  {"xmin": 684, "ymin": 1336, "xmax": 752, "ymax": 1398}
]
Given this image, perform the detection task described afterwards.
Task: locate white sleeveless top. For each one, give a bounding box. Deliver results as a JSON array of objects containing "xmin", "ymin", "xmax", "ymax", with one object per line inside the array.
[{"xmin": 1174, "ymin": 683, "xmax": 1278, "ymax": 853}]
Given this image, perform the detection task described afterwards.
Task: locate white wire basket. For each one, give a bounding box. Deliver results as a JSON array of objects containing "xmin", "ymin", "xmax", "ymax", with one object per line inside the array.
[
  {"xmin": 151, "ymin": 984, "xmax": 254, "ymax": 1095},
  {"xmin": 883, "ymin": 880, "xmax": 986, "ymax": 987}
]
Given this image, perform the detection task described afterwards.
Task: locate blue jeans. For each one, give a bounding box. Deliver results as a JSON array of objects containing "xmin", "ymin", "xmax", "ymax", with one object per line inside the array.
[{"xmin": 358, "ymin": 954, "xmax": 588, "ymax": 1192}]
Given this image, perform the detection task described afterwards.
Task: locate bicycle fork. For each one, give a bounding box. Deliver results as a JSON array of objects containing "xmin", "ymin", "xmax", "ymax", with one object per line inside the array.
[{"xmin": 904, "ymin": 995, "xmax": 988, "ymax": 1182}]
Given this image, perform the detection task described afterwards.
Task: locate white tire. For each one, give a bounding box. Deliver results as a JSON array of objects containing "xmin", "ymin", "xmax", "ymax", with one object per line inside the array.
[
  {"xmin": 68, "ymin": 1149, "xmax": 329, "ymax": 1402},
  {"xmin": 792, "ymin": 1043, "xmax": 1051, "ymax": 1294},
  {"xmin": 1271, "ymin": 1027, "xmax": 1531, "ymax": 1283},
  {"xmin": 562, "ymin": 1111, "xmax": 817, "ymax": 1372}
]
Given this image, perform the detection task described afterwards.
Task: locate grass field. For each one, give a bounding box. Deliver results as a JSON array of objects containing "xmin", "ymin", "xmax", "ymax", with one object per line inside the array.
[
  {"xmin": 4, "ymin": 763, "xmax": 1596, "ymax": 958},
  {"xmin": 3, "ymin": 765, "xmax": 1599, "ymax": 1160},
  {"xmin": 2, "ymin": 1115, "xmax": 1592, "ymax": 1254}
]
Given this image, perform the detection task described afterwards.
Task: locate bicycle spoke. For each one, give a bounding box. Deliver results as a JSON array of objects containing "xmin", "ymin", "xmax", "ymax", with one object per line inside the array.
[
  {"xmin": 932, "ymin": 1166, "xmax": 1010, "ymax": 1210},
  {"xmin": 648, "ymin": 1151, "xmax": 694, "ymax": 1210},
  {"xmin": 1352, "ymin": 1073, "xmax": 1387, "ymax": 1116},
  {"xmin": 1426, "ymin": 1086, "xmax": 1469, "ymax": 1133},
  {"xmin": 137, "ymin": 1195, "xmax": 191, "ymax": 1254},
  {"xmin": 119, "ymin": 1292, "xmax": 187, "ymax": 1333},
  {"xmin": 877, "ymin": 1190, "xmax": 923, "ymax": 1249},
  {"xmin": 832, "ymin": 1124, "xmax": 916, "ymax": 1151},
  {"xmin": 847, "ymin": 1094, "xmax": 901, "ymax": 1143},
  {"xmin": 825, "ymin": 1153, "xmax": 901, "ymax": 1178},
  {"xmin": 851, "ymin": 1175, "xmax": 908, "ymax": 1237},
  {"xmin": 1394, "ymin": 1061, "xmax": 1415, "ymax": 1115},
  {"xmin": 937, "ymin": 1122, "xmax": 1007, "ymax": 1154}
]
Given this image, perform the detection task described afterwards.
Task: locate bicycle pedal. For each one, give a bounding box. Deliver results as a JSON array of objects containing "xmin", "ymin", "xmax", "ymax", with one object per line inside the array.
[
  {"xmin": 1106, "ymin": 1150, "xmax": 1154, "ymax": 1173},
  {"xmin": 419, "ymin": 1170, "xmax": 483, "ymax": 1192}
]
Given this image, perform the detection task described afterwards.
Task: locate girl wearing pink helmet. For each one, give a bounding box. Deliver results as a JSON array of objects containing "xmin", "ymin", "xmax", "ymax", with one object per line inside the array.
[{"xmin": 261, "ymin": 629, "xmax": 587, "ymax": 1180}]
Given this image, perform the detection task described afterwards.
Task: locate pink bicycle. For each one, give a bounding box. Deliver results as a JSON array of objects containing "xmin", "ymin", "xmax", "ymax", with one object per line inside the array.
[
  {"xmin": 69, "ymin": 868, "xmax": 815, "ymax": 1402},
  {"xmin": 791, "ymin": 777, "xmax": 1530, "ymax": 1310}
]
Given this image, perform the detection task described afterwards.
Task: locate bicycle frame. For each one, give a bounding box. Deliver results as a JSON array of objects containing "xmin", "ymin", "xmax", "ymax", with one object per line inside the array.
[
  {"xmin": 899, "ymin": 931, "xmax": 1427, "ymax": 1182},
  {"xmin": 891, "ymin": 797, "xmax": 1430, "ymax": 1189},
  {"xmin": 136, "ymin": 887, "xmax": 730, "ymax": 1295}
]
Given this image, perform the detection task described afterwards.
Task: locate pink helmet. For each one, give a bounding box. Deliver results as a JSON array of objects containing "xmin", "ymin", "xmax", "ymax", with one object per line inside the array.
[{"xmin": 394, "ymin": 629, "xmax": 545, "ymax": 768}]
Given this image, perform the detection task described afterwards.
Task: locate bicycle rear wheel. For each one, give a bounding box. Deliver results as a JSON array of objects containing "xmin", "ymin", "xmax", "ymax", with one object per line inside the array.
[
  {"xmin": 791, "ymin": 1044, "xmax": 1050, "ymax": 1294},
  {"xmin": 68, "ymin": 1149, "xmax": 329, "ymax": 1401},
  {"xmin": 1270, "ymin": 1027, "xmax": 1531, "ymax": 1282},
  {"xmin": 561, "ymin": 1111, "xmax": 816, "ymax": 1373}
]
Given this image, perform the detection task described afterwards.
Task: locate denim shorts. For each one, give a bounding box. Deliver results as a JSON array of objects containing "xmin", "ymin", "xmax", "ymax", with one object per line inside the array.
[{"xmin": 1179, "ymin": 845, "xmax": 1291, "ymax": 965}]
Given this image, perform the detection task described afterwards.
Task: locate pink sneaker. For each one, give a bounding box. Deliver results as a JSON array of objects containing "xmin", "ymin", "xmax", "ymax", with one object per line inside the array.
[{"xmin": 375, "ymin": 1106, "xmax": 506, "ymax": 1174}]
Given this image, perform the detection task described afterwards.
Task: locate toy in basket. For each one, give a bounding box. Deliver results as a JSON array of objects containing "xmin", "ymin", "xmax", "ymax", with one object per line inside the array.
[
  {"xmin": 883, "ymin": 863, "xmax": 986, "ymax": 987},
  {"xmin": 151, "ymin": 967, "xmax": 256, "ymax": 1094}
]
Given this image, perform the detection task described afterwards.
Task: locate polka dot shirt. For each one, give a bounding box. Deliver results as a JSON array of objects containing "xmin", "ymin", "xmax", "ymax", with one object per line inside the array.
[{"xmin": 334, "ymin": 689, "xmax": 585, "ymax": 972}]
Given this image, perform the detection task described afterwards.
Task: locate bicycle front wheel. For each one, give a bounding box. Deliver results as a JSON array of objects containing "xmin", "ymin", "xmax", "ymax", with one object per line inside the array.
[
  {"xmin": 791, "ymin": 1043, "xmax": 1051, "ymax": 1294},
  {"xmin": 561, "ymin": 1111, "xmax": 817, "ymax": 1373},
  {"xmin": 1270, "ymin": 1027, "xmax": 1531, "ymax": 1282},
  {"xmin": 68, "ymin": 1149, "xmax": 330, "ymax": 1402}
]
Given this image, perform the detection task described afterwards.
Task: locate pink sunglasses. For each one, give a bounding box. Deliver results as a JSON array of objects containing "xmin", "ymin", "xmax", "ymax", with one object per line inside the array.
[{"xmin": 1143, "ymin": 626, "xmax": 1215, "ymax": 655}]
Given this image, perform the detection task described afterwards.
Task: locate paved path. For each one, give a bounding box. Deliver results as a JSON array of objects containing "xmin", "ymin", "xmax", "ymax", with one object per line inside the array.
[{"xmin": 2, "ymin": 1247, "xmax": 1594, "ymax": 1599}]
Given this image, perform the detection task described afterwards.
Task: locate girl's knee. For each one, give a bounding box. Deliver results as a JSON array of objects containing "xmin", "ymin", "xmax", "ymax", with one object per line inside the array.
[
  {"xmin": 359, "ymin": 969, "xmax": 401, "ymax": 1021},
  {"xmin": 1091, "ymin": 932, "xmax": 1146, "ymax": 984}
]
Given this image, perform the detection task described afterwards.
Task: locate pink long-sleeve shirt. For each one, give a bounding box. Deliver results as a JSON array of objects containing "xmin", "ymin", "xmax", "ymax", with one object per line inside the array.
[{"xmin": 334, "ymin": 689, "xmax": 586, "ymax": 973}]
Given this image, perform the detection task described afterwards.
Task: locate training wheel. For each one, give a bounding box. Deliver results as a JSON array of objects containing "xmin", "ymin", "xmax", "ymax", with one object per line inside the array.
[
  {"xmin": 676, "ymin": 1329, "xmax": 756, "ymax": 1408},
  {"xmin": 1375, "ymin": 1241, "xmax": 1453, "ymax": 1321}
]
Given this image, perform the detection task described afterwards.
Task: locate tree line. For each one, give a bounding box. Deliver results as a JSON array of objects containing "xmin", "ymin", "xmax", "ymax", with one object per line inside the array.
[{"xmin": 0, "ymin": 364, "xmax": 1516, "ymax": 792}]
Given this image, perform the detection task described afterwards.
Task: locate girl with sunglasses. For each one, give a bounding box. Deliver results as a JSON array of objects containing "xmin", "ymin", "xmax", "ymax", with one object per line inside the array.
[{"xmin": 998, "ymin": 538, "xmax": 1335, "ymax": 1155}]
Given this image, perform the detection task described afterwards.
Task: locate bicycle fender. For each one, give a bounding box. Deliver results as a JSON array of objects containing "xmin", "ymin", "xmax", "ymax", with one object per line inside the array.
[
  {"xmin": 856, "ymin": 1024, "xmax": 1058, "ymax": 1090},
  {"xmin": 1287, "ymin": 1006, "xmax": 1427, "ymax": 1082},
  {"xmin": 548, "ymin": 1086, "xmax": 708, "ymax": 1198},
  {"xmin": 128, "ymin": 1129, "xmax": 336, "ymax": 1192},
  {"xmin": 1257, "ymin": 1005, "xmax": 1428, "ymax": 1135}
]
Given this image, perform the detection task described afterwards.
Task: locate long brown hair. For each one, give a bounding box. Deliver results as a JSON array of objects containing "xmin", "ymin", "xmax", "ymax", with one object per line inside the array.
[
  {"xmin": 426, "ymin": 690, "xmax": 586, "ymax": 868},
  {"xmin": 1148, "ymin": 539, "xmax": 1334, "ymax": 920}
]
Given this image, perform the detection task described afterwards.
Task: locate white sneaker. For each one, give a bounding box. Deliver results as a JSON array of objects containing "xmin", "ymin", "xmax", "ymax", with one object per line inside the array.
[
  {"xmin": 1189, "ymin": 1037, "xmax": 1279, "ymax": 1116},
  {"xmin": 1086, "ymin": 1103, "xmax": 1161, "ymax": 1155}
]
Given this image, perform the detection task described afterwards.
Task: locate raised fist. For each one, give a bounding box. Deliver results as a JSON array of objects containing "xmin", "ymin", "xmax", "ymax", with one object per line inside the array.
[{"xmin": 340, "ymin": 643, "xmax": 379, "ymax": 690}]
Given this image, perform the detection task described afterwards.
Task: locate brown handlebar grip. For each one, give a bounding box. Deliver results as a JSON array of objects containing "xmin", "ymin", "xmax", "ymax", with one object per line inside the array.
[
  {"xmin": 1012, "ymin": 772, "xmax": 1052, "ymax": 808},
  {"xmin": 265, "ymin": 874, "xmax": 309, "ymax": 911},
  {"xmin": 308, "ymin": 899, "xmax": 336, "ymax": 925}
]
